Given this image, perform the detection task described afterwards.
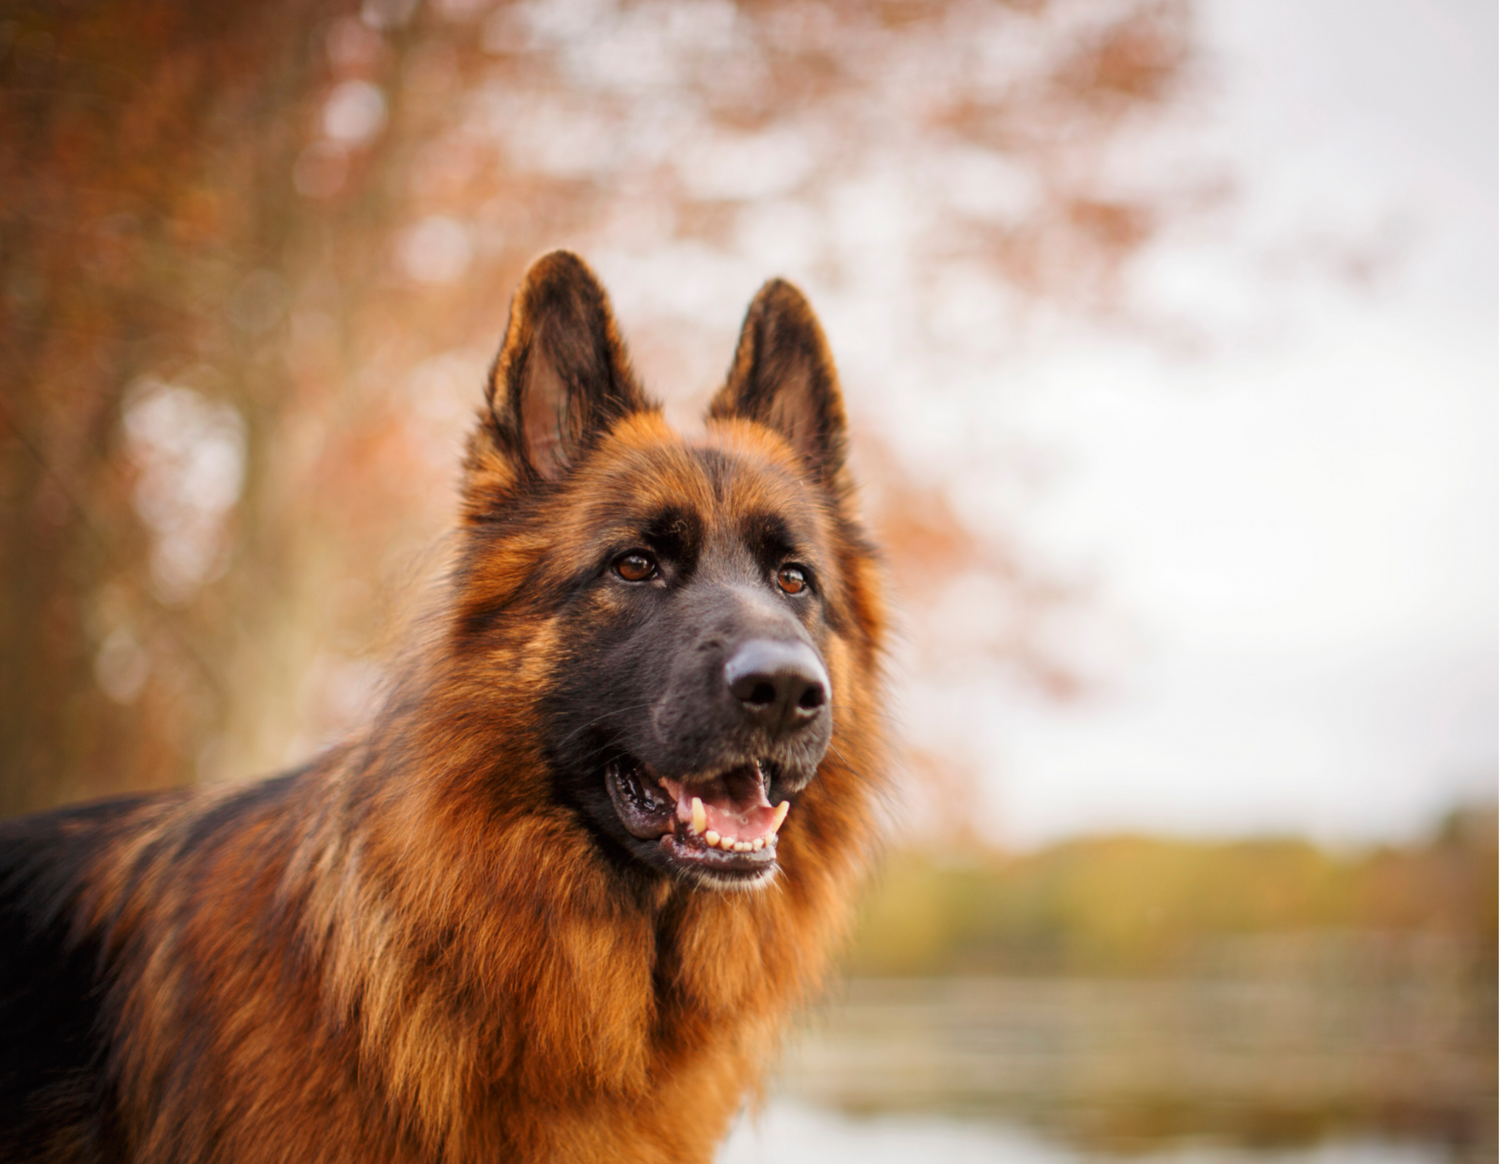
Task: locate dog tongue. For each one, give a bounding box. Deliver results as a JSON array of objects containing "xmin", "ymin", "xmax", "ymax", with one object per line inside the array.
[{"xmin": 671, "ymin": 764, "xmax": 778, "ymax": 841}]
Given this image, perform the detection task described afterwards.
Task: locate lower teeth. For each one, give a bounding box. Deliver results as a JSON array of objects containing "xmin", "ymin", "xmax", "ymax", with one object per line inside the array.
[{"xmin": 683, "ymin": 828, "xmax": 772, "ymax": 855}]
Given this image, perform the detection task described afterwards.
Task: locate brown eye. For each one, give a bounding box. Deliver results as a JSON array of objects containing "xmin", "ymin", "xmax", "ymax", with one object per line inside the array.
[
  {"xmin": 776, "ymin": 565, "xmax": 808, "ymax": 595},
  {"xmin": 614, "ymin": 552, "xmax": 657, "ymax": 582}
]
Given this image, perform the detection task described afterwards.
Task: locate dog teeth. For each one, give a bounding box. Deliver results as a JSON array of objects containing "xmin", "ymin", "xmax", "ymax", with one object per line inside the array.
[{"xmin": 694, "ymin": 804, "xmax": 788, "ymax": 854}]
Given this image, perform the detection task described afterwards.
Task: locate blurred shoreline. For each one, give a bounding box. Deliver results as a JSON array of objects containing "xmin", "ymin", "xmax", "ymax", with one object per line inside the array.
[
  {"xmin": 787, "ymin": 805, "xmax": 1498, "ymax": 1160},
  {"xmin": 781, "ymin": 970, "xmax": 1494, "ymax": 1158}
]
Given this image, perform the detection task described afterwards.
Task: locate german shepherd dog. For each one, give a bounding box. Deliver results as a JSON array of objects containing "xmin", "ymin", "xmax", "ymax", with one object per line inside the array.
[{"xmin": 0, "ymin": 253, "xmax": 889, "ymax": 1162}]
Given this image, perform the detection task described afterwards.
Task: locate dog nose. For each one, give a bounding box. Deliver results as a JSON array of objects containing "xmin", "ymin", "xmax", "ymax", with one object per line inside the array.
[{"xmin": 724, "ymin": 639, "xmax": 829, "ymax": 737}]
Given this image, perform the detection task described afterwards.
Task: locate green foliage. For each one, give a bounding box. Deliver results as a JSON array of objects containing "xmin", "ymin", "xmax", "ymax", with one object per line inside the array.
[{"xmin": 847, "ymin": 804, "xmax": 1498, "ymax": 977}]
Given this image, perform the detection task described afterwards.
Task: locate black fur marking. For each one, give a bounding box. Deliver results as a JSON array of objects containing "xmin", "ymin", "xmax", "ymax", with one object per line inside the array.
[
  {"xmin": 0, "ymin": 798, "xmax": 155, "ymax": 1162},
  {"xmin": 636, "ymin": 507, "xmax": 702, "ymax": 580},
  {"xmin": 693, "ymin": 447, "xmax": 738, "ymax": 505},
  {"xmin": 740, "ymin": 511, "xmax": 803, "ymax": 574}
]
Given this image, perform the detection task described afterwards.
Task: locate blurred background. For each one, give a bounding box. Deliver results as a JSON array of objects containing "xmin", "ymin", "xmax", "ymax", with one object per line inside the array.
[{"xmin": 0, "ymin": 0, "xmax": 1493, "ymax": 1160}]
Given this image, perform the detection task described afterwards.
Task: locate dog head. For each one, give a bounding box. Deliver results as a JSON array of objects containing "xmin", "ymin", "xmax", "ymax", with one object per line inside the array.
[{"xmin": 451, "ymin": 252, "xmax": 883, "ymax": 890}]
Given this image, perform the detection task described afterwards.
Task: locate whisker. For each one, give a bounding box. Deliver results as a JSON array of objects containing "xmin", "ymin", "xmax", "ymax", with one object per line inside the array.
[{"xmin": 557, "ymin": 702, "xmax": 656, "ymax": 747}]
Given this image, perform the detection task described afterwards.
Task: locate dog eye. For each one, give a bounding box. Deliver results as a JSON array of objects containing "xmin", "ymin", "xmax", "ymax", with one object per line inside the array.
[
  {"xmin": 776, "ymin": 565, "xmax": 809, "ymax": 595},
  {"xmin": 614, "ymin": 552, "xmax": 658, "ymax": 582}
]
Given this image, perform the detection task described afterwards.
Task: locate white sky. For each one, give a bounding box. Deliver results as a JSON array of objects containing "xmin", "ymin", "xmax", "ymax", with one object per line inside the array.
[{"xmin": 922, "ymin": 0, "xmax": 1498, "ymax": 845}]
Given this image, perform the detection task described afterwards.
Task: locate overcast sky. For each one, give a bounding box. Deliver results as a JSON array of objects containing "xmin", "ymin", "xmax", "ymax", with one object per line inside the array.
[{"xmin": 929, "ymin": 0, "xmax": 1497, "ymax": 845}]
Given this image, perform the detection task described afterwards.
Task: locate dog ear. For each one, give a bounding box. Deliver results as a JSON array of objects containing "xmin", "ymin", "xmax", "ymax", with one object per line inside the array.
[
  {"xmin": 483, "ymin": 251, "xmax": 651, "ymax": 482},
  {"xmin": 709, "ymin": 279, "xmax": 848, "ymax": 489}
]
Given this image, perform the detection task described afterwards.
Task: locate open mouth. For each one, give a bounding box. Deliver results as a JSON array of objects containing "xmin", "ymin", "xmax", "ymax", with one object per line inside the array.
[{"xmin": 605, "ymin": 755, "xmax": 790, "ymax": 883}]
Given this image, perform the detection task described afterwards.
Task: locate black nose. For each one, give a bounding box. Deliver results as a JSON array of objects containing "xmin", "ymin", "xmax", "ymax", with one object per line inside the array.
[{"xmin": 724, "ymin": 639, "xmax": 829, "ymax": 737}]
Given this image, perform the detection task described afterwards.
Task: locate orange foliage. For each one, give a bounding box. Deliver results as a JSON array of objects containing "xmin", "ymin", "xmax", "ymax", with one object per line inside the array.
[{"xmin": 0, "ymin": 0, "xmax": 1201, "ymax": 813}]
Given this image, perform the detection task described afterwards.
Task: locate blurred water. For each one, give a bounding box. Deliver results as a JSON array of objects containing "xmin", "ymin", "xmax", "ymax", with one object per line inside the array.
[
  {"xmin": 717, "ymin": 974, "xmax": 1492, "ymax": 1163},
  {"xmin": 720, "ymin": 1101, "xmax": 1452, "ymax": 1164}
]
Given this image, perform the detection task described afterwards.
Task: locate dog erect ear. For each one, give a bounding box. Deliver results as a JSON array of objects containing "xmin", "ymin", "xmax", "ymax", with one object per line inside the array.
[
  {"xmin": 484, "ymin": 251, "xmax": 651, "ymax": 482},
  {"xmin": 709, "ymin": 279, "xmax": 848, "ymax": 489}
]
